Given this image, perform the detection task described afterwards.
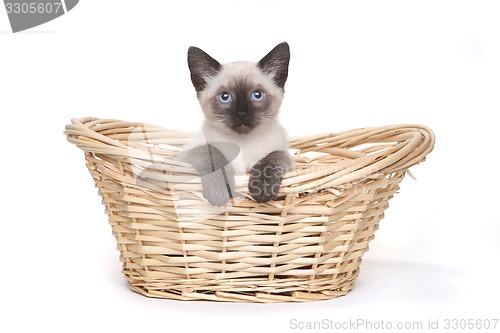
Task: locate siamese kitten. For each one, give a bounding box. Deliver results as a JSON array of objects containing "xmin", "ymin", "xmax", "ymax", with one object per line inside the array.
[{"xmin": 180, "ymin": 42, "xmax": 292, "ymax": 206}]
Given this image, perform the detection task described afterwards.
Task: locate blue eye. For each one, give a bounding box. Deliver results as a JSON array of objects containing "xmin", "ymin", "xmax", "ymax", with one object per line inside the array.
[
  {"xmin": 218, "ymin": 92, "xmax": 232, "ymax": 103},
  {"xmin": 251, "ymin": 90, "xmax": 265, "ymax": 101}
]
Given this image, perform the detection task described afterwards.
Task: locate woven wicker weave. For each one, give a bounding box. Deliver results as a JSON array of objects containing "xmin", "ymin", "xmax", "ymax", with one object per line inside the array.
[{"xmin": 65, "ymin": 117, "xmax": 434, "ymax": 302}]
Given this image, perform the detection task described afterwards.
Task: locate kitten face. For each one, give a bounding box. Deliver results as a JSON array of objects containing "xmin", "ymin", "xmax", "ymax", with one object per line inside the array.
[
  {"xmin": 188, "ymin": 43, "xmax": 290, "ymax": 135},
  {"xmin": 199, "ymin": 62, "xmax": 283, "ymax": 134}
]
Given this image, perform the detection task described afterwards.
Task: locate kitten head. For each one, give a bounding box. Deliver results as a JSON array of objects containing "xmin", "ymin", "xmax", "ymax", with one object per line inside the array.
[{"xmin": 187, "ymin": 42, "xmax": 290, "ymax": 135}]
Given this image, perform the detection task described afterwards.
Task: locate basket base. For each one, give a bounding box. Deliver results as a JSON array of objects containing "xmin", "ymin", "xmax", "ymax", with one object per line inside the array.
[{"xmin": 125, "ymin": 269, "xmax": 360, "ymax": 303}]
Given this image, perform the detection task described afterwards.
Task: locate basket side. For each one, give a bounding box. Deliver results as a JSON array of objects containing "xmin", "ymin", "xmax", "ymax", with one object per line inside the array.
[{"xmin": 284, "ymin": 125, "xmax": 435, "ymax": 193}]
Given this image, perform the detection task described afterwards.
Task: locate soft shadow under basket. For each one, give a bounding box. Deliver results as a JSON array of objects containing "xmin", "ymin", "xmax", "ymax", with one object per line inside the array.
[{"xmin": 65, "ymin": 118, "xmax": 435, "ymax": 302}]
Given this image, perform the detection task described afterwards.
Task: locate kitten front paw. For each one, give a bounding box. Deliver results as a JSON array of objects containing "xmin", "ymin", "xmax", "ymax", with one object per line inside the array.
[
  {"xmin": 249, "ymin": 164, "xmax": 284, "ymax": 203},
  {"xmin": 201, "ymin": 168, "xmax": 235, "ymax": 207}
]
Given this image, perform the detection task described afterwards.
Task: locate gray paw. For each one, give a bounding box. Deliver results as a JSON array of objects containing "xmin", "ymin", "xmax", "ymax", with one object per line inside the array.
[
  {"xmin": 201, "ymin": 167, "xmax": 235, "ymax": 207},
  {"xmin": 249, "ymin": 163, "xmax": 284, "ymax": 203}
]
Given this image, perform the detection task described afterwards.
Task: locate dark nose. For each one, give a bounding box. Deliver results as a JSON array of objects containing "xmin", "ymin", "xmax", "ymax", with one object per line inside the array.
[{"xmin": 236, "ymin": 111, "xmax": 248, "ymax": 119}]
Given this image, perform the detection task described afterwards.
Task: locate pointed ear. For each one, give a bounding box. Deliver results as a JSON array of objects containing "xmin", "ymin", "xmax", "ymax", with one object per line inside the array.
[
  {"xmin": 187, "ymin": 47, "xmax": 221, "ymax": 92},
  {"xmin": 257, "ymin": 42, "xmax": 290, "ymax": 88}
]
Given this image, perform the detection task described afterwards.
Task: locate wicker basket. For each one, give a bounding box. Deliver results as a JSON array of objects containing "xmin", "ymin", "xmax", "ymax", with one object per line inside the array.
[{"xmin": 65, "ymin": 117, "xmax": 434, "ymax": 302}]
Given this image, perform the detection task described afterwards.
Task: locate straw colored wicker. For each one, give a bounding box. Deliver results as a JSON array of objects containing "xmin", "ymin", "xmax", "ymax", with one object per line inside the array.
[{"xmin": 65, "ymin": 117, "xmax": 434, "ymax": 302}]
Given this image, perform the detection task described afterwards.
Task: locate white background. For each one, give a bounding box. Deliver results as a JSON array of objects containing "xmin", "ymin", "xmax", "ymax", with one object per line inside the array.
[{"xmin": 1, "ymin": 1, "xmax": 499, "ymax": 332}]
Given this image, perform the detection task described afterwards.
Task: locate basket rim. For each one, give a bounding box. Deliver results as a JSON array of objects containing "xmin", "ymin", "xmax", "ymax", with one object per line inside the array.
[{"xmin": 64, "ymin": 117, "xmax": 435, "ymax": 194}]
